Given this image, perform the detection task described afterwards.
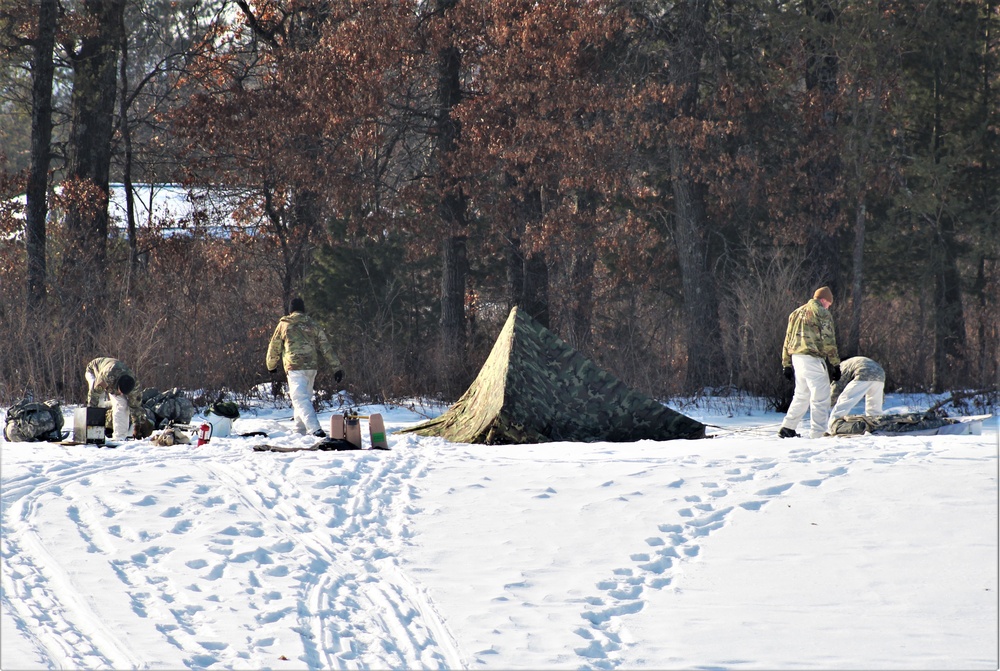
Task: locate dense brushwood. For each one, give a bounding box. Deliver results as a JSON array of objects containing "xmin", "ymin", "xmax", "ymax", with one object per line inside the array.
[{"xmin": 0, "ymin": 0, "xmax": 996, "ymax": 405}]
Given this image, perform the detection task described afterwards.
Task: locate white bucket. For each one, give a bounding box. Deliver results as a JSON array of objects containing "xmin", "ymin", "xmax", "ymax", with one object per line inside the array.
[{"xmin": 204, "ymin": 412, "xmax": 232, "ymax": 438}]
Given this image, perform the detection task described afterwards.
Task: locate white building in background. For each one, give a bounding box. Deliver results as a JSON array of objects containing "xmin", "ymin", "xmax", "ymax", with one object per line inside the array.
[
  {"xmin": 8, "ymin": 184, "xmax": 252, "ymax": 238},
  {"xmin": 107, "ymin": 184, "xmax": 252, "ymax": 236}
]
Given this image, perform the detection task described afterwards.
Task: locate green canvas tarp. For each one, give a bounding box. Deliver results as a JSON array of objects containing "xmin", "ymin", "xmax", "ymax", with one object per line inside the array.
[{"xmin": 402, "ymin": 307, "xmax": 706, "ymax": 444}]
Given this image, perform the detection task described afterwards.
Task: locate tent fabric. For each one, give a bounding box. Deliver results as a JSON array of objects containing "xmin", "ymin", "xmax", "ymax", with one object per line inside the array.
[{"xmin": 402, "ymin": 307, "xmax": 706, "ymax": 444}]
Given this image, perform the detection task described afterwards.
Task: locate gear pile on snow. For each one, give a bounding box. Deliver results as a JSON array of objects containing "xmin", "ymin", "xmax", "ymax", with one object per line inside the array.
[
  {"xmin": 151, "ymin": 426, "xmax": 192, "ymax": 446},
  {"xmin": 4, "ymin": 399, "xmax": 64, "ymax": 442},
  {"xmin": 402, "ymin": 306, "xmax": 705, "ymax": 444},
  {"xmin": 829, "ymin": 410, "xmax": 964, "ymax": 436},
  {"xmin": 141, "ymin": 388, "xmax": 195, "ymax": 429}
]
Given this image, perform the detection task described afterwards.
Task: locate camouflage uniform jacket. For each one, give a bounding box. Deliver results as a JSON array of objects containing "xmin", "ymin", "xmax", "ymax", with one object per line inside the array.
[
  {"xmin": 781, "ymin": 299, "xmax": 840, "ymax": 368},
  {"xmin": 831, "ymin": 356, "xmax": 885, "ymax": 405},
  {"xmin": 85, "ymin": 357, "xmax": 143, "ymax": 413},
  {"xmin": 266, "ymin": 312, "xmax": 341, "ymax": 372}
]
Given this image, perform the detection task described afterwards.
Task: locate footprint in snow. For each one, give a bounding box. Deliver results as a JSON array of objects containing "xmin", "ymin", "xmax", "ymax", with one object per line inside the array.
[{"xmin": 756, "ymin": 483, "xmax": 794, "ymax": 496}]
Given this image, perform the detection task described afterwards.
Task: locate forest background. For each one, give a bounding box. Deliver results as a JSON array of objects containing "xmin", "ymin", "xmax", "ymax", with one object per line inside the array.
[{"xmin": 0, "ymin": 0, "xmax": 997, "ymax": 412}]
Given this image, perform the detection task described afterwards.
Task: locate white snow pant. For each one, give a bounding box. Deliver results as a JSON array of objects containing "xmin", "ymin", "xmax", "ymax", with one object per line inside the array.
[
  {"xmin": 287, "ymin": 369, "xmax": 320, "ymax": 434},
  {"xmin": 86, "ymin": 371, "xmax": 131, "ymax": 440},
  {"xmin": 828, "ymin": 380, "xmax": 885, "ymax": 430},
  {"xmin": 781, "ymin": 354, "xmax": 831, "ymax": 439}
]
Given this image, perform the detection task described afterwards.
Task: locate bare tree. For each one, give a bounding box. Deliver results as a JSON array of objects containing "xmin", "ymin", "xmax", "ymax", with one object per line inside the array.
[
  {"xmin": 25, "ymin": 0, "xmax": 57, "ymax": 308},
  {"xmin": 60, "ymin": 0, "xmax": 128, "ymax": 339},
  {"xmin": 432, "ymin": 0, "xmax": 469, "ymax": 380}
]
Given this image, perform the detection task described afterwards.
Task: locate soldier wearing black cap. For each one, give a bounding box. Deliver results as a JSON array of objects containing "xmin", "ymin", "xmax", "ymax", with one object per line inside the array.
[
  {"xmin": 266, "ymin": 297, "xmax": 343, "ymax": 437},
  {"xmin": 85, "ymin": 357, "xmax": 143, "ymax": 440}
]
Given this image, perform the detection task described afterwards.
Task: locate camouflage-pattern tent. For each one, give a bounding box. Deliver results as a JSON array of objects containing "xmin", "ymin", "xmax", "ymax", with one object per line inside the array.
[{"xmin": 402, "ymin": 307, "xmax": 705, "ymax": 444}]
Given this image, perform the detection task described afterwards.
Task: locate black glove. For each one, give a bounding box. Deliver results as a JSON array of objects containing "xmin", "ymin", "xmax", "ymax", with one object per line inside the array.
[
  {"xmin": 334, "ymin": 369, "xmax": 344, "ymax": 383},
  {"xmin": 269, "ymin": 369, "xmax": 282, "ymax": 397},
  {"xmin": 829, "ymin": 364, "xmax": 842, "ymax": 382},
  {"xmin": 783, "ymin": 366, "xmax": 794, "ymax": 381}
]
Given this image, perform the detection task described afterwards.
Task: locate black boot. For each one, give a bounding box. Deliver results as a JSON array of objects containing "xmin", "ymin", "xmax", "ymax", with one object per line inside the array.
[{"xmin": 778, "ymin": 427, "xmax": 800, "ymax": 438}]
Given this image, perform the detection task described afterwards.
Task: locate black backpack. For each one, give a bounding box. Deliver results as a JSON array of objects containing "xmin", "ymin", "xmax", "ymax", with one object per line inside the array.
[
  {"xmin": 4, "ymin": 399, "xmax": 64, "ymax": 442},
  {"xmin": 143, "ymin": 388, "xmax": 195, "ymax": 428},
  {"xmin": 209, "ymin": 401, "xmax": 240, "ymax": 419}
]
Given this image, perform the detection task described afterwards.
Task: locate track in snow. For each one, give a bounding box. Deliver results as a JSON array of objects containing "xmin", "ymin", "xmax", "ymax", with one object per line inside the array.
[{"xmin": 1, "ymin": 443, "xmax": 463, "ymax": 669}]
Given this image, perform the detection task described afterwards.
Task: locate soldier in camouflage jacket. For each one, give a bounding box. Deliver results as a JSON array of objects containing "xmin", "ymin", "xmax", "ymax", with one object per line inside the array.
[
  {"xmin": 828, "ymin": 356, "xmax": 885, "ymax": 431},
  {"xmin": 266, "ymin": 297, "xmax": 343, "ymax": 437},
  {"xmin": 85, "ymin": 357, "xmax": 142, "ymax": 440},
  {"xmin": 778, "ymin": 287, "xmax": 841, "ymax": 439}
]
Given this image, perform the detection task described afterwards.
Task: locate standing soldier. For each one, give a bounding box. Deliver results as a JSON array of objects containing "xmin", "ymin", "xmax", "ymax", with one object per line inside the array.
[
  {"xmin": 85, "ymin": 357, "xmax": 143, "ymax": 440},
  {"xmin": 778, "ymin": 286, "xmax": 841, "ymax": 439},
  {"xmin": 266, "ymin": 297, "xmax": 344, "ymax": 437}
]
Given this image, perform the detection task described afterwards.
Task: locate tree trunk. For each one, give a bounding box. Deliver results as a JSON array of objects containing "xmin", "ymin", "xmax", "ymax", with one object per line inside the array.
[
  {"xmin": 25, "ymin": 0, "xmax": 57, "ymax": 309},
  {"xmin": 63, "ymin": 0, "xmax": 127, "ymax": 335},
  {"xmin": 926, "ymin": 50, "xmax": 966, "ymax": 392},
  {"xmin": 932, "ymin": 216, "xmax": 966, "ymax": 392},
  {"xmin": 974, "ymin": 256, "xmax": 995, "ymax": 388},
  {"xmin": 522, "ymin": 251, "xmax": 549, "ymax": 329},
  {"xmin": 567, "ymin": 249, "xmax": 594, "ymax": 351},
  {"xmin": 671, "ymin": 146, "xmax": 722, "ymax": 389},
  {"xmin": 290, "ymin": 188, "xmax": 319, "ymax": 296},
  {"xmin": 505, "ymin": 186, "xmax": 549, "ymax": 328},
  {"xmin": 119, "ymin": 19, "xmax": 139, "ymax": 278},
  {"xmin": 440, "ymin": 234, "xmax": 467, "ymax": 354},
  {"xmin": 803, "ymin": 0, "xmax": 843, "ymax": 291},
  {"xmin": 505, "ymin": 240, "xmax": 549, "ymax": 329},
  {"xmin": 433, "ymin": 2, "xmax": 467, "ymax": 376},
  {"xmin": 506, "ymin": 233, "xmax": 523, "ymax": 315},
  {"xmin": 974, "ymin": 1, "xmax": 997, "ymax": 388},
  {"xmin": 845, "ymin": 202, "xmax": 865, "ymax": 356},
  {"xmin": 264, "ymin": 187, "xmax": 320, "ymax": 310},
  {"xmin": 666, "ymin": 0, "xmax": 724, "ymax": 390}
]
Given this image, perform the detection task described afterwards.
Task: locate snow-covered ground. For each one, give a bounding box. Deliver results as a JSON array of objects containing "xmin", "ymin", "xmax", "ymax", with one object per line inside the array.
[{"xmin": 2, "ymin": 395, "xmax": 997, "ymax": 670}]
